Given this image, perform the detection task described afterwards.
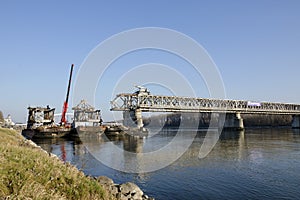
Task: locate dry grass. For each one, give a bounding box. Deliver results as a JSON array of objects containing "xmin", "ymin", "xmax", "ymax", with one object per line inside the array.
[{"xmin": 0, "ymin": 128, "xmax": 111, "ymax": 199}]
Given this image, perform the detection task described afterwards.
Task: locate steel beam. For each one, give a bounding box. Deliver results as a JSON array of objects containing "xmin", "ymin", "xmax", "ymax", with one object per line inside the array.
[{"xmin": 111, "ymin": 93, "xmax": 300, "ymax": 115}]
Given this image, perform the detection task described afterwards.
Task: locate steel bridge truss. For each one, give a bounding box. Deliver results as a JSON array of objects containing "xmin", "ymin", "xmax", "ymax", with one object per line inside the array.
[{"xmin": 111, "ymin": 93, "xmax": 300, "ymax": 115}]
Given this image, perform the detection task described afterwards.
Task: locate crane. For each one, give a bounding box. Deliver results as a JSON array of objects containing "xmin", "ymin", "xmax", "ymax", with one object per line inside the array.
[{"xmin": 60, "ymin": 64, "xmax": 74, "ymax": 125}]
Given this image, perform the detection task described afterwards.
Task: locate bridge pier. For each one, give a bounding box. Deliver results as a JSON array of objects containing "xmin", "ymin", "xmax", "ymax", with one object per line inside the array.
[
  {"xmin": 123, "ymin": 110, "xmax": 136, "ymax": 127},
  {"xmin": 292, "ymin": 115, "xmax": 300, "ymax": 128},
  {"xmin": 135, "ymin": 109, "xmax": 144, "ymax": 129},
  {"xmin": 221, "ymin": 112, "xmax": 244, "ymax": 130},
  {"xmin": 123, "ymin": 109, "xmax": 144, "ymax": 128}
]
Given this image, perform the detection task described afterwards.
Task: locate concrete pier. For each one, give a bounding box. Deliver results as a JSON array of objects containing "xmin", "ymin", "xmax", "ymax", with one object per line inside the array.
[
  {"xmin": 135, "ymin": 109, "xmax": 144, "ymax": 129},
  {"xmin": 123, "ymin": 110, "xmax": 136, "ymax": 127},
  {"xmin": 222, "ymin": 112, "xmax": 244, "ymax": 130},
  {"xmin": 123, "ymin": 109, "xmax": 144, "ymax": 128},
  {"xmin": 292, "ymin": 115, "xmax": 300, "ymax": 128}
]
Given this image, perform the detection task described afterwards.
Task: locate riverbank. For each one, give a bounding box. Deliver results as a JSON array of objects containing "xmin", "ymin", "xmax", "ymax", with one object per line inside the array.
[{"xmin": 0, "ymin": 128, "xmax": 153, "ymax": 200}]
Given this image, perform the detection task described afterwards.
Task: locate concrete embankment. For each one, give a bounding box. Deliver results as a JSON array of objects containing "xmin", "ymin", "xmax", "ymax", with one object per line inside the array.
[{"xmin": 0, "ymin": 128, "xmax": 153, "ymax": 200}]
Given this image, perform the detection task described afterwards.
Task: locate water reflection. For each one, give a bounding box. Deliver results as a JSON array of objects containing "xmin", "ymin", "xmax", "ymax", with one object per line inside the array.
[
  {"xmin": 32, "ymin": 128, "xmax": 300, "ymax": 168},
  {"xmin": 32, "ymin": 128, "xmax": 300, "ymax": 200}
]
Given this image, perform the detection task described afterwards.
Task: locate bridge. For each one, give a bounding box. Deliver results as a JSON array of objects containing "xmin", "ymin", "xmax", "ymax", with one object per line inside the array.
[{"xmin": 110, "ymin": 86, "xmax": 300, "ymax": 130}]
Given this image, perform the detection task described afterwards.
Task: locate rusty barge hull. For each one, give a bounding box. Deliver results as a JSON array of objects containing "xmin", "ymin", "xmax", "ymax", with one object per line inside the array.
[
  {"xmin": 69, "ymin": 126, "xmax": 105, "ymax": 138},
  {"xmin": 22, "ymin": 127, "xmax": 71, "ymax": 139}
]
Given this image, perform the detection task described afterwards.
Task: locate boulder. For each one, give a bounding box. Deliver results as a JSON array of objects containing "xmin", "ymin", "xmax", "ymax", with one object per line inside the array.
[
  {"xmin": 96, "ymin": 177, "xmax": 154, "ymax": 200},
  {"xmin": 119, "ymin": 182, "xmax": 144, "ymax": 200},
  {"xmin": 97, "ymin": 176, "xmax": 114, "ymax": 186}
]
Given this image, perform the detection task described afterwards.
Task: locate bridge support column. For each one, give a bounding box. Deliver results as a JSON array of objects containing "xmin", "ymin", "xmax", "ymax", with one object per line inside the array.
[
  {"xmin": 123, "ymin": 109, "xmax": 144, "ymax": 129},
  {"xmin": 123, "ymin": 110, "xmax": 136, "ymax": 127},
  {"xmin": 292, "ymin": 115, "xmax": 300, "ymax": 128},
  {"xmin": 222, "ymin": 112, "xmax": 244, "ymax": 130},
  {"xmin": 135, "ymin": 109, "xmax": 144, "ymax": 129}
]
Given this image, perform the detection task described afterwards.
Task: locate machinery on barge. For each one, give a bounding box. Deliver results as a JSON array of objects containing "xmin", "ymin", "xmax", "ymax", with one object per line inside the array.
[
  {"xmin": 70, "ymin": 99, "xmax": 105, "ymax": 137},
  {"xmin": 22, "ymin": 64, "xmax": 74, "ymax": 139}
]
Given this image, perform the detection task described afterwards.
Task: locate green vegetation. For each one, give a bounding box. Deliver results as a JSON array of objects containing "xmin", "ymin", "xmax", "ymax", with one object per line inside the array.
[{"xmin": 0, "ymin": 128, "xmax": 111, "ymax": 199}]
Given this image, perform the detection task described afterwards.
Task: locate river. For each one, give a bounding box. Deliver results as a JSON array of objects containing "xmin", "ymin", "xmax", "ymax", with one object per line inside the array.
[{"xmin": 33, "ymin": 128, "xmax": 300, "ymax": 200}]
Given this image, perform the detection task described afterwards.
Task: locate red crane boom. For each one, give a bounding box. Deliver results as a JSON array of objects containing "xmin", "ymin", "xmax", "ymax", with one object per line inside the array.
[{"xmin": 60, "ymin": 64, "xmax": 74, "ymax": 125}]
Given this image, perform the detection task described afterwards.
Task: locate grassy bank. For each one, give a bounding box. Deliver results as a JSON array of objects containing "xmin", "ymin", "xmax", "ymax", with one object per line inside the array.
[{"xmin": 0, "ymin": 128, "xmax": 111, "ymax": 199}]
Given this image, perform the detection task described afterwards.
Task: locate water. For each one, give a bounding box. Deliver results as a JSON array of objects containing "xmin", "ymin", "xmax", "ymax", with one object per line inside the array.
[{"xmin": 33, "ymin": 128, "xmax": 300, "ymax": 200}]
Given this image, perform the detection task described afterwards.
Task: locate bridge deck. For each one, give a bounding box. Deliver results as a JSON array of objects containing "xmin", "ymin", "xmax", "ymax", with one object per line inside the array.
[{"xmin": 111, "ymin": 93, "xmax": 300, "ymax": 115}]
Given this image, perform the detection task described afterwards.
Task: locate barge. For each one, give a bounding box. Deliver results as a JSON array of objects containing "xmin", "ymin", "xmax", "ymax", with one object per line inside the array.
[
  {"xmin": 21, "ymin": 106, "xmax": 71, "ymax": 139},
  {"xmin": 22, "ymin": 64, "xmax": 74, "ymax": 139},
  {"xmin": 70, "ymin": 99, "xmax": 105, "ymax": 138}
]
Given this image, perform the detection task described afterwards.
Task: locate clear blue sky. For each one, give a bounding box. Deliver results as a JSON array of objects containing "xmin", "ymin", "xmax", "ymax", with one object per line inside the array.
[{"xmin": 0, "ymin": 1, "xmax": 300, "ymax": 122}]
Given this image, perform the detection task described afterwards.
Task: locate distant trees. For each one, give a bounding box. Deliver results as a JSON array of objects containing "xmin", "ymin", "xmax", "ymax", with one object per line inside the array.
[
  {"xmin": 143, "ymin": 113, "xmax": 293, "ymax": 128},
  {"xmin": 242, "ymin": 114, "xmax": 292, "ymax": 127}
]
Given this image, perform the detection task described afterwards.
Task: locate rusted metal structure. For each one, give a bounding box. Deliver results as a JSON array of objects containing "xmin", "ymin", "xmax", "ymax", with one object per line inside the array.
[
  {"xmin": 72, "ymin": 99, "xmax": 102, "ymax": 127},
  {"xmin": 70, "ymin": 100, "xmax": 104, "ymax": 137},
  {"xmin": 22, "ymin": 106, "xmax": 71, "ymax": 139},
  {"xmin": 26, "ymin": 106, "xmax": 55, "ymax": 129}
]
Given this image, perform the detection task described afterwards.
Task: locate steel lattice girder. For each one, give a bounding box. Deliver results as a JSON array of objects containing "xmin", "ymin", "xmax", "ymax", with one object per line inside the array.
[{"xmin": 110, "ymin": 94, "xmax": 300, "ymax": 114}]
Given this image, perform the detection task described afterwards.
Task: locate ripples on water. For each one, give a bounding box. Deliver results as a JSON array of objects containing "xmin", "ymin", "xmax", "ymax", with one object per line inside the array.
[{"xmin": 33, "ymin": 128, "xmax": 300, "ymax": 200}]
